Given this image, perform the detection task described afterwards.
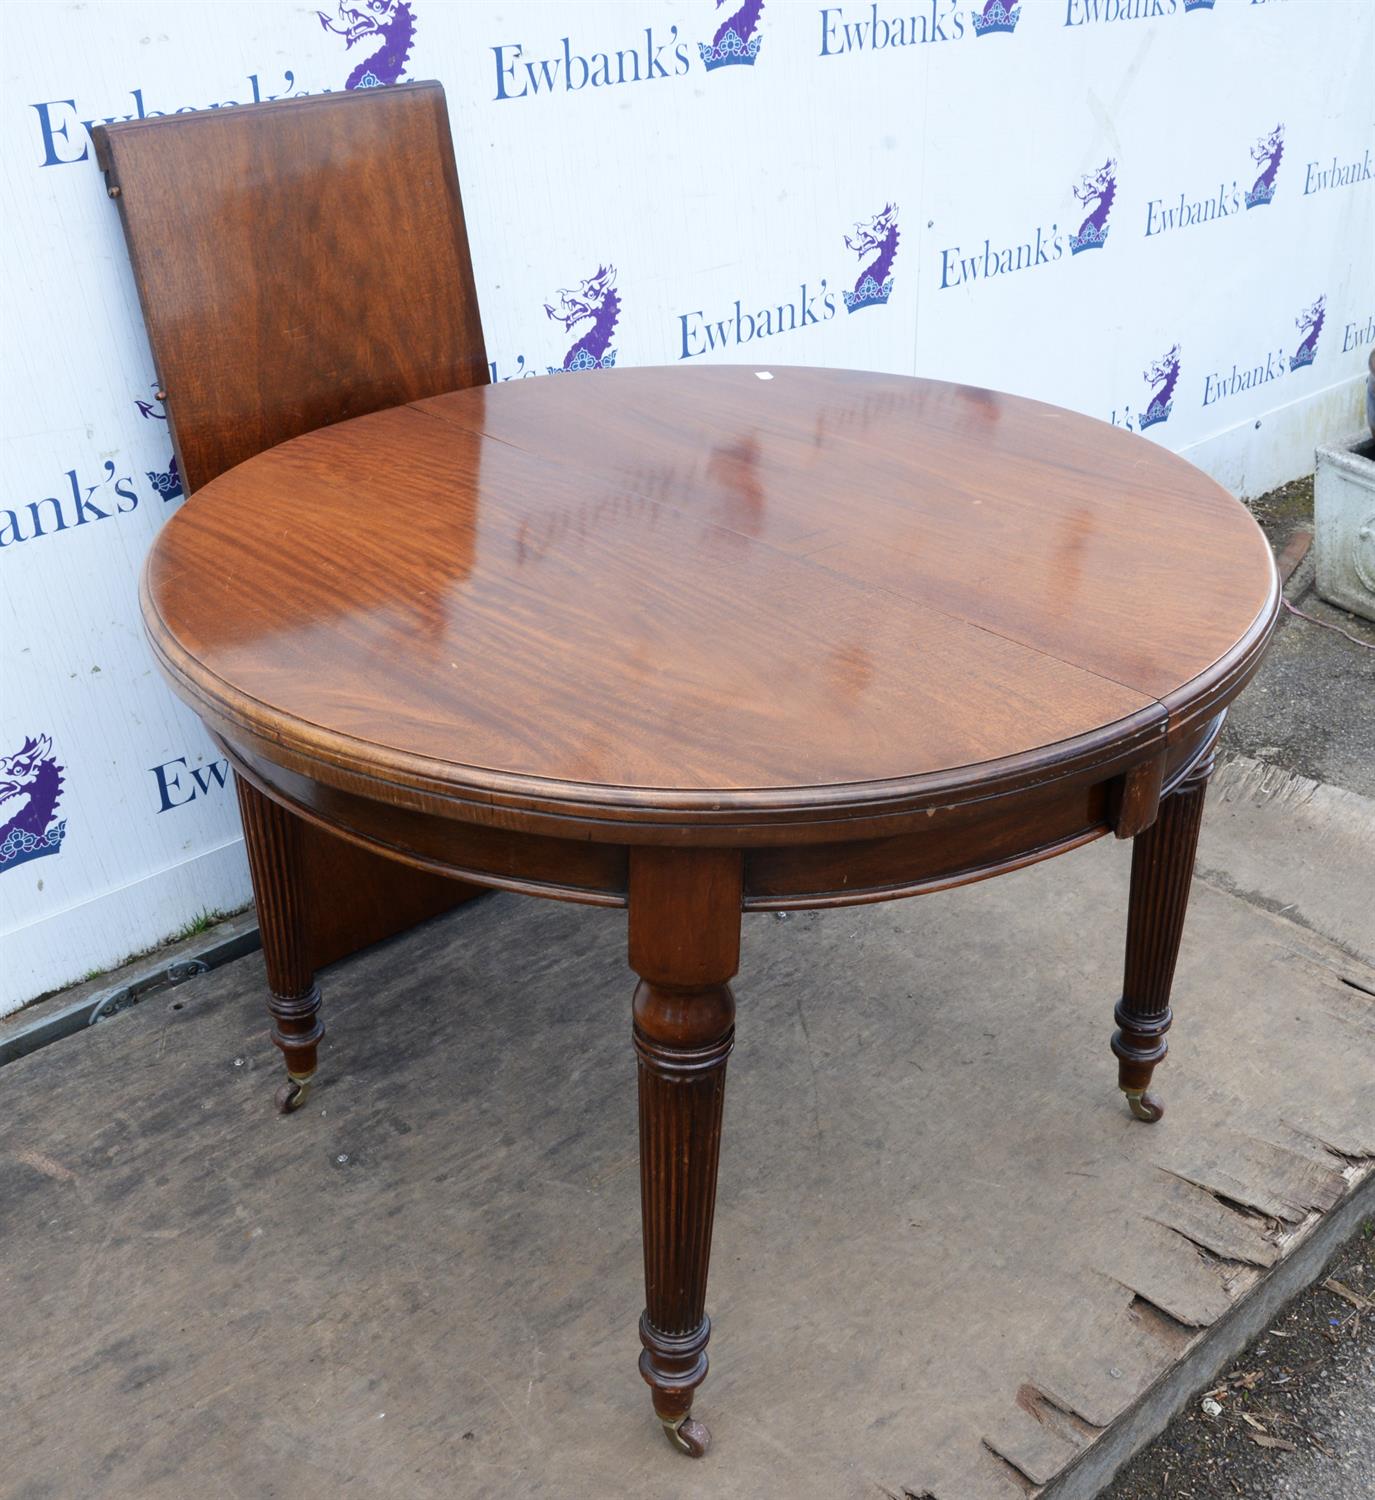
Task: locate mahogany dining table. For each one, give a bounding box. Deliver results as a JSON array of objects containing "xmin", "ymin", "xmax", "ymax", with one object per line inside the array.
[{"xmin": 140, "ymin": 365, "xmax": 1279, "ymax": 1457}]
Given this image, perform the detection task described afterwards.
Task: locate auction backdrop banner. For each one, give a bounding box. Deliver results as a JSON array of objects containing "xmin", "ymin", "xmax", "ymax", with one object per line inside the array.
[{"xmin": 2, "ymin": 0, "xmax": 1372, "ymax": 1009}]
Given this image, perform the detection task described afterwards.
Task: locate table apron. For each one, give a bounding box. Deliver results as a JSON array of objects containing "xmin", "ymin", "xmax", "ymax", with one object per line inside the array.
[{"xmin": 221, "ymin": 717, "xmax": 1219, "ymax": 913}]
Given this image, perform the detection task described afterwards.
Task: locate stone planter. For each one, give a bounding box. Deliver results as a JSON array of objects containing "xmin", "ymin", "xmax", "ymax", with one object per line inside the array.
[{"xmin": 1314, "ymin": 433, "xmax": 1375, "ymax": 624}]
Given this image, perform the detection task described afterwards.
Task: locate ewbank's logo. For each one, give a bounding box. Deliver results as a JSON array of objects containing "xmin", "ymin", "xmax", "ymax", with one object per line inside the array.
[
  {"xmin": 676, "ymin": 204, "xmax": 899, "ymax": 356},
  {"xmin": 135, "ymin": 386, "xmax": 183, "ymax": 503},
  {"xmin": 0, "ymin": 735, "xmax": 67, "ymax": 873},
  {"xmin": 939, "ymin": 158, "xmax": 1119, "ymax": 290},
  {"xmin": 1066, "ymin": 0, "xmax": 1210, "ymax": 25},
  {"xmin": 844, "ymin": 205, "xmax": 900, "ymax": 313},
  {"xmin": 1144, "ymin": 127, "xmax": 1282, "ymax": 238},
  {"xmin": 545, "ymin": 266, "xmax": 621, "ymax": 372},
  {"xmin": 1289, "ymin": 296, "xmax": 1326, "ymax": 371},
  {"xmin": 317, "ymin": 0, "xmax": 416, "ymax": 88},
  {"xmin": 1202, "ymin": 300, "xmax": 1323, "ymax": 407},
  {"xmin": 1246, "ymin": 124, "xmax": 1284, "ymax": 209},
  {"xmin": 700, "ymin": 0, "xmax": 764, "ymax": 68},
  {"xmin": 1303, "ymin": 149, "xmax": 1373, "ymax": 197},
  {"xmin": 1070, "ymin": 159, "xmax": 1117, "ymax": 253},
  {"xmin": 1140, "ymin": 344, "xmax": 1181, "ymax": 431},
  {"xmin": 493, "ymin": 26, "xmax": 689, "ymax": 100},
  {"xmin": 971, "ymin": 1, "xmax": 1020, "ymax": 35}
]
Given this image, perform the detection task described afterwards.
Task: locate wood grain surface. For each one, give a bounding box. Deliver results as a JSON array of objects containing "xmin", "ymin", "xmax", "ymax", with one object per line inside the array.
[
  {"xmin": 92, "ymin": 82, "xmax": 487, "ymax": 493},
  {"xmin": 93, "ymin": 82, "xmax": 489, "ymax": 980},
  {"xmin": 143, "ymin": 366, "xmax": 1276, "ymax": 836}
]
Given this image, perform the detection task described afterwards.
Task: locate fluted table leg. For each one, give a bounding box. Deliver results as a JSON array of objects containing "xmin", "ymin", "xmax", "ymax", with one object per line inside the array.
[
  {"xmin": 629, "ymin": 846, "xmax": 742, "ymax": 1458},
  {"xmin": 1113, "ymin": 721, "xmax": 1222, "ymax": 1121},
  {"xmin": 236, "ymin": 776, "xmax": 322, "ymax": 1114}
]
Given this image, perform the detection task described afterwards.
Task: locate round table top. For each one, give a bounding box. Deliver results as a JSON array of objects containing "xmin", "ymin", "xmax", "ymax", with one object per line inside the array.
[{"xmin": 143, "ymin": 366, "xmax": 1277, "ymax": 826}]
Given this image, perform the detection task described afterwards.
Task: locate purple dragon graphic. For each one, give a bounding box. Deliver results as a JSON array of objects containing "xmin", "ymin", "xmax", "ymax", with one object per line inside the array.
[
  {"xmin": 1289, "ymin": 296, "xmax": 1326, "ymax": 372},
  {"xmin": 843, "ymin": 205, "xmax": 899, "ymax": 314},
  {"xmin": 971, "ymin": 1, "xmax": 1021, "ymax": 36},
  {"xmin": 0, "ymin": 734, "xmax": 67, "ymax": 873},
  {"xmin": 545, "ymin": 266, "xmax": 620, "ymax": 373},
  {"xmin": 317, "ymin": 0, "xmax": 415, "ymax": 89},
  {"xmin": 135, "ymin": 385, "xmax": 183, "ymax": 503},
  {"xmin": 1070, "ymin": 160, "xmax": 1117, "ymax": 254},
  {"xmin": 699, "ymin": 0, "xmax": 765, "ymax": 68},
  {"xmin": 1245, "ymin": 125, "xmax": 1284, "ymax": 209},
  {"xmin": 1140, "ymin": 345, "xmax": 1181, "ymax": 431}
]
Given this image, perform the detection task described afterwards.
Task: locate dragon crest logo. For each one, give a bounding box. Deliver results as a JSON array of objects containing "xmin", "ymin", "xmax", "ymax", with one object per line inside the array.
[
  {"xmin": 317, "ymin": 0, "xmax": 416, "ymax": 89},
  {"xmin": 1288, "ymin": 296, "xmax": 1326, "ymax": 372},
  {"xmin": 1070, "ymin": 159, "xmax": 1117, "ymax": 254},
  {"xmin": 1140, "ymin": 344, "xmax": 1181, "ymax": 431},
  {"xmin": 700, "ymin": 0, "xmax": 764, "ymax": 69},
  {"xmin": 971, "ymin": 1, "xmax": 1021, "ymax": 36},
  {"xmin": 1245, "ymin": 124, "xmax": 1284, "ymax": 209},
  {"xmin": 1, "ymin": 734, "xmax": 68, "ymax": 873},
  {"xmin": 545, "ymin": 266, "xmax": 621, "ymax": 372},
  {"xmin": 135, "ymin": 385, "xmax": 183, "ymax": 504},
  {"xmin": 844, "ymin": 205, "xmax": 900, "ymax": 313}
]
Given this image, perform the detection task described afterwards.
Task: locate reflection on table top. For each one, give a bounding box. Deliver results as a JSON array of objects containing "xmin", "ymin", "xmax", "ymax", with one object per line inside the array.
[{"xmin": 143, "ymin": 366, "xmax": 1276, "ymax": 799}]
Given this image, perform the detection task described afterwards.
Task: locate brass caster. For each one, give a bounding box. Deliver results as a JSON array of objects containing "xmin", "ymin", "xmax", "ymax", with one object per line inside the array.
[
  {"xmin": 660, "ymin": 1413, "xmax": 711, "ymax": 1458},
  {"xmin": 275, "ymin": 1075, "xmax": 312, "ymax": 1114},
  {"xmin": 1124, "ymin": 1089, "xmax": 1164, "ymax": 1123}
]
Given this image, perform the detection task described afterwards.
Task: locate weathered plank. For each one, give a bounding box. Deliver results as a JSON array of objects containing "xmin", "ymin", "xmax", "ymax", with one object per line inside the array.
[{"xmin": 3, "ymin": 805, "xmax": 1372, "ymax": 1500}]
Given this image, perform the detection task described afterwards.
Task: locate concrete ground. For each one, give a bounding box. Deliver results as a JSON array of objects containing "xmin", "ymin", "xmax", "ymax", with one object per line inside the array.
[
  {"xmin": 1100, "ymin": 476, "xmax": 1375, "ymax": 1499},
  {"xmin": 4, "ymin": 477, "xmax": 1373, "ymax": 1500},
  {"xmin": 5, "ymin": 757, "xmax": 1373, "ymax": 1500},
  {"xmin": 1224, "ymin": 475, "xmax": 1375, "ymax": 799}
]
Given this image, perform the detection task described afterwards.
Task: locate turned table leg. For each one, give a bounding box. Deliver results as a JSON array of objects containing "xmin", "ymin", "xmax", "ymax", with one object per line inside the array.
[
  {"xmin": 236, "ymin": 776, "xmax": 322, "ymax": 1114},
  {"xmin": 629, "ymin": 847, "xmax": 742, "ymax": 1458},
  {"xmin": 1113, "ymin": 724, "xmax": 1221, "ymax": 1122}
]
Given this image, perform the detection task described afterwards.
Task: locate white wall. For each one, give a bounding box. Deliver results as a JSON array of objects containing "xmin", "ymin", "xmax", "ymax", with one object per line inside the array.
[{"xmin": 2, "ymin": 0, "xmax": 1372, "ymax": 1011}]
